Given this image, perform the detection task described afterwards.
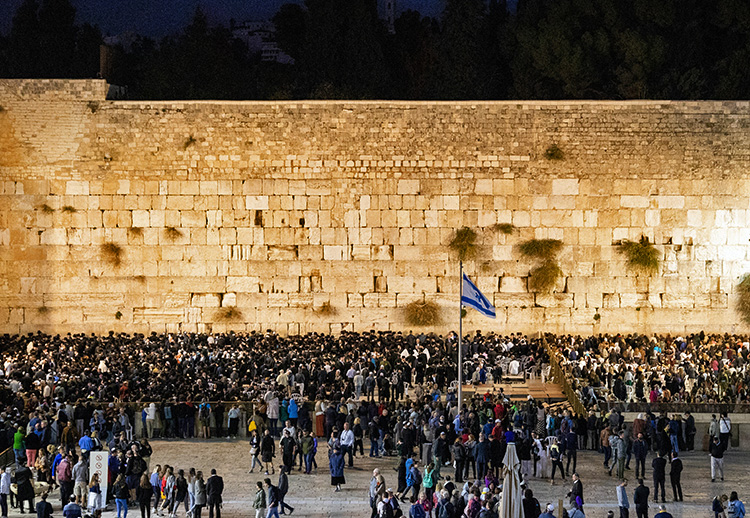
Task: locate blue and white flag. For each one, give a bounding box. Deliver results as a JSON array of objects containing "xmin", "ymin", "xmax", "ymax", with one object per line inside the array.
[{"xmin": 461, "ymin": 273, "xmax": 496, "ymax": 319}]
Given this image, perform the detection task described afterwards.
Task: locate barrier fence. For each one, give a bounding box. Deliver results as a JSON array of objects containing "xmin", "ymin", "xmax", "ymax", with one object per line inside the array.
[
  {"xmin": 541, "ymin": 340, "xmax": 750, "ymax": 415},
  {"xmin": 0, "ymin": 447, "xmax": 13, "ymax": 469},
  {"xmin": 542, "ymin": 337, "xmax": 587, "ymax": 416}
]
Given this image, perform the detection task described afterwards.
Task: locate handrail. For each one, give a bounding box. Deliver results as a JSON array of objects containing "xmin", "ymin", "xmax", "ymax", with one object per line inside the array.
[
  {"xmin": 542, "ymin": 337, "xmax": 586, "ymax": 416},
  {"xmin": 0, "ymin": 447, "xmax": 14, "ymax": 469}
]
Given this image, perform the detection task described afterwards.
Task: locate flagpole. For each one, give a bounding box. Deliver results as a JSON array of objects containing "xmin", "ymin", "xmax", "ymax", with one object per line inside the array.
[{"xmin": 458, "ymin": 260, "xmax": 463, "ymax": 412}]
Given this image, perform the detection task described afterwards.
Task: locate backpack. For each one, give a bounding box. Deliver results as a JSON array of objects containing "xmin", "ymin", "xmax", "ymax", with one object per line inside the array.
[{"xmin": 728, "ymin": 501, "xmax": 738, "ymax": 518}]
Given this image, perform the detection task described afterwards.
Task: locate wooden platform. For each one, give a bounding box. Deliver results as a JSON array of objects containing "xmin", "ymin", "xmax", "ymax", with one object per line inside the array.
[{"xmin": 460, "ymin": 379, "xmax": 566, "ymax": 404}]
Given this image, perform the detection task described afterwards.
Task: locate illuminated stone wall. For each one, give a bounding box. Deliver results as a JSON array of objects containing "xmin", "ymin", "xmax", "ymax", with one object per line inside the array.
[{"xmin": 1, "ymin": 79, "xmax": 750, "ymax": 335}]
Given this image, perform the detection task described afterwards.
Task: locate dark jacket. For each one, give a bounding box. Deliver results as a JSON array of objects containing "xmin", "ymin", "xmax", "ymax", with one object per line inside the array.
[
  {"xmin": 36, "ymin": 501, "xmax": 53, "ymax": 518},
  {"xmin": 710, "ymin": 441, "xmax": 725, "ymax": 459},
  {"xmin": 329, "ymin": 452, "xmax": 345, "ymax": 478},
  {"xmin": 473, "ymin": 440, "xmax": 490, "ymax": 463},
  {"xmin": 206, "ymin": 475, "xmax": 224, "ymax": 504},
  {"xmin": 267, "ymin": 484, "xmax": 280, "ymax": 507},
  {"xmin": 278, "ymin": 471, "xmax": 289, "ymax": 496},
  {"xmin": 570, "ymin": 479, "xmax": 583, "ymax": 505},
  {"xmin": 634, "ymin": 485, "xmax": 650, "ymax": 508},
  {"xmin": 137, "ymin": 485, "xmax": 153, "ymax": 505},
  {"xmin": 13, "ymin": 465, "xmax": 35, "ymax": 501},
  {"xmin": 669, "ymin": 458, "xmax": 683, "ymax": 479},
  {"xmin": 633, "ymin": 439, "xmax": 648, "ymax": 460},
  {"xmin": 114, "ymin": 480, "xmax": 129, "ymax": 499},
  {"xmin": 652, "ymin": 457, "xmax": 667, "ymax": 479},
  {"xmin": 523, "ymin": 497, "xmax": 541, "ymax": 518}
]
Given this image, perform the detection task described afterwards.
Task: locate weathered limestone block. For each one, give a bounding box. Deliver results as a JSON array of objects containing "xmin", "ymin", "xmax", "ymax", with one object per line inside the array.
[{"xmin": 499, "ymin": 277, "xmax": 526, "ymax": 293}]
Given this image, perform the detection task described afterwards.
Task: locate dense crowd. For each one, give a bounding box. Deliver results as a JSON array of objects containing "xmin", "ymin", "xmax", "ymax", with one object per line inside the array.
[
  {"xmin": 1, "ymin": 330, "xmax": 750, "ymax": 518},
  {"xmin": 546, "ymin": 333, "xmax": 750, "ymax": 407},
  {"xmin": 0, "ymin": 330, "xmax": 546, "ymax": 405}
]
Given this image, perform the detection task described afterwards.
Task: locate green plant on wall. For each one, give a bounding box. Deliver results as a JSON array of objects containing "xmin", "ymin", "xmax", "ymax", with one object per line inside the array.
[
  {"xmin": 737, "ymin": 274, "xmax": 750, "ymax": 326},
  {"xmin": 491, "ymin": 223, "xmax": 514, "ymax": 235},
  {"xmin": 183, "ymin": 135, "xmax": 197, "ymax": 150},
  {"xmin": 164, "ymin": 227, "xmax": 183, "ymax": 240},
  {"xmin": 519, "ymin": 239, "xmax": 563, "ymax": 260},
  {"xmin": 101, "ymin": 242, "xmax": 123, "ymax": 266},
  {"xmin": 216, "ymin": 307, "xmax": 243, "ymax": 321},
  {"xmin": 314, "ymin": 301, "xmax": 336, "ymax": 316},
  {"xmin": 528, "ymin": 261, "xmax": 563, "ymax": 293},
  {"xmin": 618, "ymin": 235, "xmax": 660, "ymax": 275},
  {"xmin": 544, "ymin": 144, "xmax": 565, "ymax": 160},
  {"xmin": 404, "ymin": 299, "xmax": 441, "ymax": 326},
  {"xmin": 449, "ymin": 227, "xmax": 477, "ymax": 261},
  {"xmin": 520, "ymin": 238, "xmax": 564, "ymax": 293}
]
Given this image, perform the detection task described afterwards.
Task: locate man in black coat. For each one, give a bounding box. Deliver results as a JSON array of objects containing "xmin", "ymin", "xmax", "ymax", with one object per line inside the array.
[
  {"xmin": 669, "ymin": 452, "xmax": 683, "ymax": 502},
  {"xmin": 652, "ymin": 453, "xmax": 667, "ymax": 503},
  {"xmin": 634, "ymin": 478, "xmax": 650, "ymax": 518},
  {"xmin": 206, "ymin": 468, "xmax": 224, "ymax": 518},
  {"xmin": 568, "ymin": 473, "xmax": 584, "ymax": 510},
  {"xmin": 633, "ymin": 433, "xmax": 649, "ymax": 479},
  {"xmin": 13, "ymin": 460, "xmax": 35, "ymax": 513},
  {"xmin": 278, "ymin": 465, "xmax": 295, "ymax": 515},
  {"xmin": 684, "ymin": 412, "xmax": 696, "ymax": 451}
]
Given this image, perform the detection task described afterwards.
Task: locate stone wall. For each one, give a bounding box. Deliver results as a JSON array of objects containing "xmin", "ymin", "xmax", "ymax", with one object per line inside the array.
[{"xmin": 2, "ymin": 79, "xmax": 750, "ymax": 335}]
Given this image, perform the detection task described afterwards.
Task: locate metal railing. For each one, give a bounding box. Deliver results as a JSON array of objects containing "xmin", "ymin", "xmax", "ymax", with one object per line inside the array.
[
  {"xmin": 0, "ymin": 447, "xmax": 14, "ymax": 469},
  {"xmin": 542, "ymin": 338, "xmax": 586, "ymax": 416}
]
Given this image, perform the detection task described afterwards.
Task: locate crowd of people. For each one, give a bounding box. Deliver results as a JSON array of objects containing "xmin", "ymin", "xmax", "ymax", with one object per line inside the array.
[
  {"xmin": 0, "ymin": 330, "xmax": 547, "ymax": 405},
  {"xmin": 546, "ymin": 332, "xmax": 750, "ymax": 408},
  {"xmin": 1, "ymin": 330, "xmax": 750, "ymax": 518}
]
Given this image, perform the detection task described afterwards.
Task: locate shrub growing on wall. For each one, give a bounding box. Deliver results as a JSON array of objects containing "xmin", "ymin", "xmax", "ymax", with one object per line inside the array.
[
  {"xmin": 404, "ymin": 299, "xmax": 441, "ymax": 326},
  {"xmin": 491, "ymin": 223, "xmax": 514, "ymax": 235},
  {"xmin": 449, "ymin": 227, "xmax": 477, "ymax": 261},
  {"xmin": 544, "ymin": 144, "xmax": 565, "ymax": 160},
  {"xmin": 216, "ymin": 307, "xmax": 243, "ymax": 321},
  {"xmin": 101, "ymin": 242, "xmax": 123, "ymax": 266},
  {"xmin": 519, "ymin": 239, "xmax": 563, "ymax": 260},
  {"xmin": 618, "ymin": 236, "xmax": 660, "ymax": 275},
  {"xmin": 737, "ymin": 274, "xmax": 750, "ymax": 326},
  {"xmin": 315, "ymin": 301, "xmax": 336, "ymax": 316},
  {"xmin": 529, "ymin": 261, "xmax": 563, "ymax": 293},
  {"xmin": 164, "ymin": 227, "xmax": 183, "ymax": 241},
  {"xmin": 520, "ymin": 238, "xmax": 564, "ymax": 293}
]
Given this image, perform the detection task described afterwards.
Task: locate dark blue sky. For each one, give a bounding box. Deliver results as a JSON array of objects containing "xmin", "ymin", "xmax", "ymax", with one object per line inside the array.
[{"xmin": 0, "ymin": 0, "xmax": 442, "ymax": 38}]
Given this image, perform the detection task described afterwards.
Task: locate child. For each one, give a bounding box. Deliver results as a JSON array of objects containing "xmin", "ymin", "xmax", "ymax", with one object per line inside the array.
[
  {"xmin": 88, "ymin": 473, "xmax": 103, "ymax": 515},
  {"xmin": 714, "ymin": 495, "xmax": 728, "ymax": 518}
]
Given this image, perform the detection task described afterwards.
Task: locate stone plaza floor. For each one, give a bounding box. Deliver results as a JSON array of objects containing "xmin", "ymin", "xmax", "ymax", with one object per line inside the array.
[{"xmin": 10, "ymin": 439, "xmax": 750, "ymax": 518}]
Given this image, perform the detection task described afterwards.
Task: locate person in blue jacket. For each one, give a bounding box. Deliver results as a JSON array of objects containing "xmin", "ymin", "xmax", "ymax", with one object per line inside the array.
[
  {"xmin": 287, "ymin": 398, "xmax": 299, "ymax": 428},
  {"xmin": 727, "ymin": 492, "xmax": 746, "ymax": 518},
  {"xmin": 329, "ymin": 447, "xmax": 345, "ymax": 492}
]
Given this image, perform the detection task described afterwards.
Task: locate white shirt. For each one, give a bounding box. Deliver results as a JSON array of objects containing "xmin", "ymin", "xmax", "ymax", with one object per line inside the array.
[
  {"xmin": 720, "ymin": 417, "xmax": 731, "ymax": 434},
  {"xmin": 0, "ymin": 471, "xmax": 11, "ymax": 494},
  {"xmin": 340, "ymin": 429, "xmax": 355, "ymax": 447}
]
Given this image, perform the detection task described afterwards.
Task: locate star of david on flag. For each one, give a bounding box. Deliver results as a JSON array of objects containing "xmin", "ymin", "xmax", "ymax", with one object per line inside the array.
[{"xmin": 461, "ymin": 273, "xmax": 496, "ymax": 319}]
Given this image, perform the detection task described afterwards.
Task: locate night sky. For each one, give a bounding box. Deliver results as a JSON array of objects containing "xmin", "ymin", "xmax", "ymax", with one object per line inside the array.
[{"xmin": 0, "ymin": 0, "xmax": 442, "ymax": 38}]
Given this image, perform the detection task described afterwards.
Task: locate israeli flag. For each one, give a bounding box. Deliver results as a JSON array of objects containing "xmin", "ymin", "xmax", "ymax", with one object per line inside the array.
[{"xmin": 461, "ymin": 273, "xmax": 496, "ymax": 319}]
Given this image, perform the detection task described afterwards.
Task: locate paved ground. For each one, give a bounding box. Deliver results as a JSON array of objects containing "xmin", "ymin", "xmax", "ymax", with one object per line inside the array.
[{"xmin": 10, "ymin": 440, "xmax": 750, "ymax": 518}]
